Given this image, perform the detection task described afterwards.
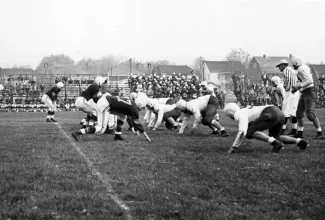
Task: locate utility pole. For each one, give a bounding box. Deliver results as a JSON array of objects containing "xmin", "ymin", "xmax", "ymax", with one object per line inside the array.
[{"xmin": 129, "ymin": 58, "xmax": 132, "ymax": 75}]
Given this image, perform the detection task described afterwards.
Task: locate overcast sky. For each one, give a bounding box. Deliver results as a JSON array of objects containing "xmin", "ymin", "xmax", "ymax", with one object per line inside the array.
[{"xmin": 0, "ymin": 0, "xmax": 324, "ymax": 69}]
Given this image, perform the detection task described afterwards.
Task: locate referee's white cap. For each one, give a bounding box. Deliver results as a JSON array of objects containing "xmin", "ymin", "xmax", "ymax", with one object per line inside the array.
[{"xmin": 276, "ymin": 59, "xmax": 288, "ymax": 67}]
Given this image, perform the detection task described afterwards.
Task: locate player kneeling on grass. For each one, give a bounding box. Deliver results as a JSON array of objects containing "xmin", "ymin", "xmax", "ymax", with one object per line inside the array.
[
  {"xmin": 224, "ymin": 103, "xmax": 309, "ymax": 154},
  {"xmin": 41, "ymin": 82, "xmax": 64, "ymax": 122},
  {"xmin": 72, "ymin": 93, "xmax": 151, "ymax": 142},
  {"xmin": 176, "ymin": 95, "xmax": 229, "ymax": 136}
]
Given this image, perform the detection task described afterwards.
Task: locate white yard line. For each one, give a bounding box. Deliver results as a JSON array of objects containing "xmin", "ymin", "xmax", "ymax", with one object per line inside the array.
[{"xmin": 55, "ymin": 123, "xmax": 132, "ymax": 220}]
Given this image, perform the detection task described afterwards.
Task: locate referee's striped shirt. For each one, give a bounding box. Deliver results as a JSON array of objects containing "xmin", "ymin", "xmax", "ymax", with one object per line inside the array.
[{"xmin": 283, "ymin": 66, "xmax": 298, "ymax": 91}]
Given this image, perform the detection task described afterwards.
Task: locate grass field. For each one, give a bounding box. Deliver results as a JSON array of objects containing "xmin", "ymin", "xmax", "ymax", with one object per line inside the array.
[{"xmin": 1, "ymin": 109, "xmax": 325, "ymax": 220}]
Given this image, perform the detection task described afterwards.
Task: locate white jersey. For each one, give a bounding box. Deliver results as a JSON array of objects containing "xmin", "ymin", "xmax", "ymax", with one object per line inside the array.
[
  {"xmin": 234, "ymin": 105, "xmax": 273, "ymax": 135},
  {"xmin": 296, "ymin": 65, "xmax": 314, "ymax": 91},
  {"xmin": 144, "ymin": 97, "xmax": 170, "ymax": 124},
  {"xmin": 179, "ymin": 95, "xmax": 211, "ymax": 133},
  {"xmin": 274, "ymin": 83, "xmax": 285, "ymax": 107},
  {"xmin": 149, "ymin": 103, "xmax": 176, "ymax": 128}
]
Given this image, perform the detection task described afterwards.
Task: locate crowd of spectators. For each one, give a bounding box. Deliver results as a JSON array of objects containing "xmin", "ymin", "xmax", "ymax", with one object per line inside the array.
[{"xmin": 232, "ymin": 72, "xmax": 325, "ymax": 108}]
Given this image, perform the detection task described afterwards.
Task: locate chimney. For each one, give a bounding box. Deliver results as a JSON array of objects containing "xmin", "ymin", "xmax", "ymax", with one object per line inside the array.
[
  {"xmin": 263, "ymin": 54, "xmax": 266, "ymax": 59},
  {"xmin": 289, "ymin": 54, "xmax": 292, "ymax": 59}
]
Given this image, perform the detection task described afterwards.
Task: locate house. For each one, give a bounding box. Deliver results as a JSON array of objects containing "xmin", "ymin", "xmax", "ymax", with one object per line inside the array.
[
  {"xmin": 247, "ymin": 54, "xmax": 294, "ymax": 82},
  {"xmin": 202, "ymin": 61, "xmax": 245, "ymax": 92},
  {"xmin": 0, "ymin": 68, "xmax": 34, "ymax": 76},
  {"xmin": 154, "ymin": 65, "xmax": 193, "ymax": 78}
]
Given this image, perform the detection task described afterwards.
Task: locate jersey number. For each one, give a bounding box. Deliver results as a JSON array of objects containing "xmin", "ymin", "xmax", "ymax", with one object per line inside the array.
[{"xmin": 117, "ymin": 97, "xmax": 131, "ymax": 105}]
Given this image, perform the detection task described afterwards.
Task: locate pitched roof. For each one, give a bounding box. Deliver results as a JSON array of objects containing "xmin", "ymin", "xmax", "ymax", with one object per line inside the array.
[
  {"xmin": 252, "ymin": 56, "xmax": 293, "ymax": 74},
  {"xmin": 309, "ymin": 64, "xmax": 325, "ymax": 78},
  {"xmin": 205, "ymin": 61, "xmax": 245, "ymax": 73},
  {"xmin": 0, "ymin": 68, "xmax": 34, "ymax": 75},
  {"xmin": 157, "ymin": 65, "xmax": 193, "ymax": 75}
]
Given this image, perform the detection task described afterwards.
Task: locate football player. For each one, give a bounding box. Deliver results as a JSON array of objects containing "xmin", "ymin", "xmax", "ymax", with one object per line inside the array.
[
  {"xmin": 146, "ymin": 99, "xmax": 180, "ymax": 131},
  {"xmin": 176, "ymin": 95, "xmax": 229, "ymax": 136},
  {"xmin": 291, "ymin": 56, "xmax": 324, "ymax": 139},
  {"xmin": 75, "ymin": 76, "xmax": 107, "ymax": 127},
  {"xmin": 270, "ymin": 76, "xmax": 285, "ymax": 109},
  {"xmin": 41, "ymin": 82, "xmax": 64, "ymax": 122},
  {"xmin": 224, "ymin": 103, "xmax": 309, "ymax": 154},
  {"xmin": 72, "ymin": 93, "xmax": 151, "ymax": 142}
]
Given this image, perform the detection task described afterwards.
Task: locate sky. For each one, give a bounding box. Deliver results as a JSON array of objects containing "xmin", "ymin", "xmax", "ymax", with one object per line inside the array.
[{"xmin": 0, "ymin": 0, "xmax": 325, "ymax": 69}]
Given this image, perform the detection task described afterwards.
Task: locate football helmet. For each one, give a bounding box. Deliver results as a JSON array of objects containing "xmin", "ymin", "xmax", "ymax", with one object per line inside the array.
[
  {"xmin": 224, "ymin": 103, "xmax": 240, "ymax": 118},
  {"xmin": 270, "ymin": 76, "xmax": 281, "ymax": 86},
  {"xmin": 94, "ymin": 76, "xmax": 107, "ymax": 87},
  {"xmin": 176, "ymin": 99, "xmax": 187, "ymax": 110},
  {"xmin": 56, "ymin": 82, "xmax": 64, "ymax": 89},
  {"xmin": 292, "ymin": 56, "xmax": 305, "ymax": 67}
]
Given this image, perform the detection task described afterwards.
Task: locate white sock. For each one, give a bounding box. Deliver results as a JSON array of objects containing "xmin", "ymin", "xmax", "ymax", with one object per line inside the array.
[
  {"xmin": 268, "ymin": 137, "xmax": 276, "ymax": 143},
  {"xmin": 80, "ymin": 129, "xmax": 86, "ymax": 134},
  {"xmin": 316, "ymin": 127, "xmax": 322, "ymax": 132},
  {"xmin": 292, "ymin": 123, "xmax": 297, "ymax": 129},
  {"xmin": 297, "ymin": 126, "xmax": 304, "ymax": 131},
  {"xmin": 295, "ymin": 138, "xmax": 301, "ymax": 144},
  {"xmin": 47, "ymin": 116, "xmax": 50, "ymax": 119},
  {"xmin": 220, "ymin": 127, "xmax": 225, "ymax": 131},
  {"xmin": 282, "ymin": 125, "xmax": 287, "ymax": 130}
]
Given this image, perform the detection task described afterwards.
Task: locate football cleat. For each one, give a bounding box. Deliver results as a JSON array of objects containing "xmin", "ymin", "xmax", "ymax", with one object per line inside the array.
[
  {"xmin": 114, "ymin": 134, "xmax": 125, "ymax": 141},
  {"xmin": 313, "ymin": 133, "xmax": 325, "ymax": 140},
  {"xmin": 297, "ymin": 139, "xmax": 309, "ymax": 150},
  {"xmin": 72, "ymin": 132, "xmax": 80, "ymax": 141},
  {"xmin": 46, "ymin": 118, "xmax": 52, "ymax": 122},
  {"xmin": 211, "ymin": 130, "xmax": 220, "ymax": 135},
  {"xmin": 272, "ymin": 140, "xmax": 285, "ymax": 153},
  {"xmin": 294, "ymin": 131, "xmax": 303, "ymax": 138},
  {"xmin": 51, "ymin": 118, "xmax": 58, "ymax": 122},
  {"xmin": 220, "ymin": 130, "xmax": 229, "ymax": 137}
]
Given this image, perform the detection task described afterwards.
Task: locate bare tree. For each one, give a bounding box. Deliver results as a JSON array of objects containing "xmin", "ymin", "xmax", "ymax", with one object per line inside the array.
[
  {"xmin": 35, "ymin": 54, "xmax": 75, "ymax": 73},
  {"xmin": 192, "ymin": 56, "xmax": 205, "ymax": 79},
  {"xmin": 225, "ymin": 48, "xmax": 251, "ymax": 70}
]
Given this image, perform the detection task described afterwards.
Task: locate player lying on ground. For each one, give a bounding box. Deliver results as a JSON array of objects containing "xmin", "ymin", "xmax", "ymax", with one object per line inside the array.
[
  {"xmin": 41, "ymin": 82, "xmax": 65, "ymax": 122},
  {"xmin": 72, "ymin": 93, "xmax": 151, "ymax": 142},
  {"xmin": 175, "ymin": 95, "xmax": 229, "ymax": 136},
  {"xmin": 224, "ymin": 103, "xmax": 309, "ymax": 154}
]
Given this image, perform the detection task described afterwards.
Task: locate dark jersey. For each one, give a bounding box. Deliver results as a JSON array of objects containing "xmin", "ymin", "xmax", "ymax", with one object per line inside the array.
[
  {"xmin": 106, "ymin": 95, "xmax": 138, "ymax": 118},
  {"xmin": 106, "ymin": 95, "xmax": 145, "ymax": 133},
  {"xmin": 46, "ymin": 87, "xmax": 61, "ymax": 101},
  {"xmin": 81, "ymin": 84, "xmax": 100, "ymax": 101}
]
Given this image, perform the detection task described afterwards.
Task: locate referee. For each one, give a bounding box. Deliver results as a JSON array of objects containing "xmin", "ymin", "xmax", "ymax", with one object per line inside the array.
[{"xmin": 276, "ymin": 59, "xmax": 299, "ymax": 135}]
